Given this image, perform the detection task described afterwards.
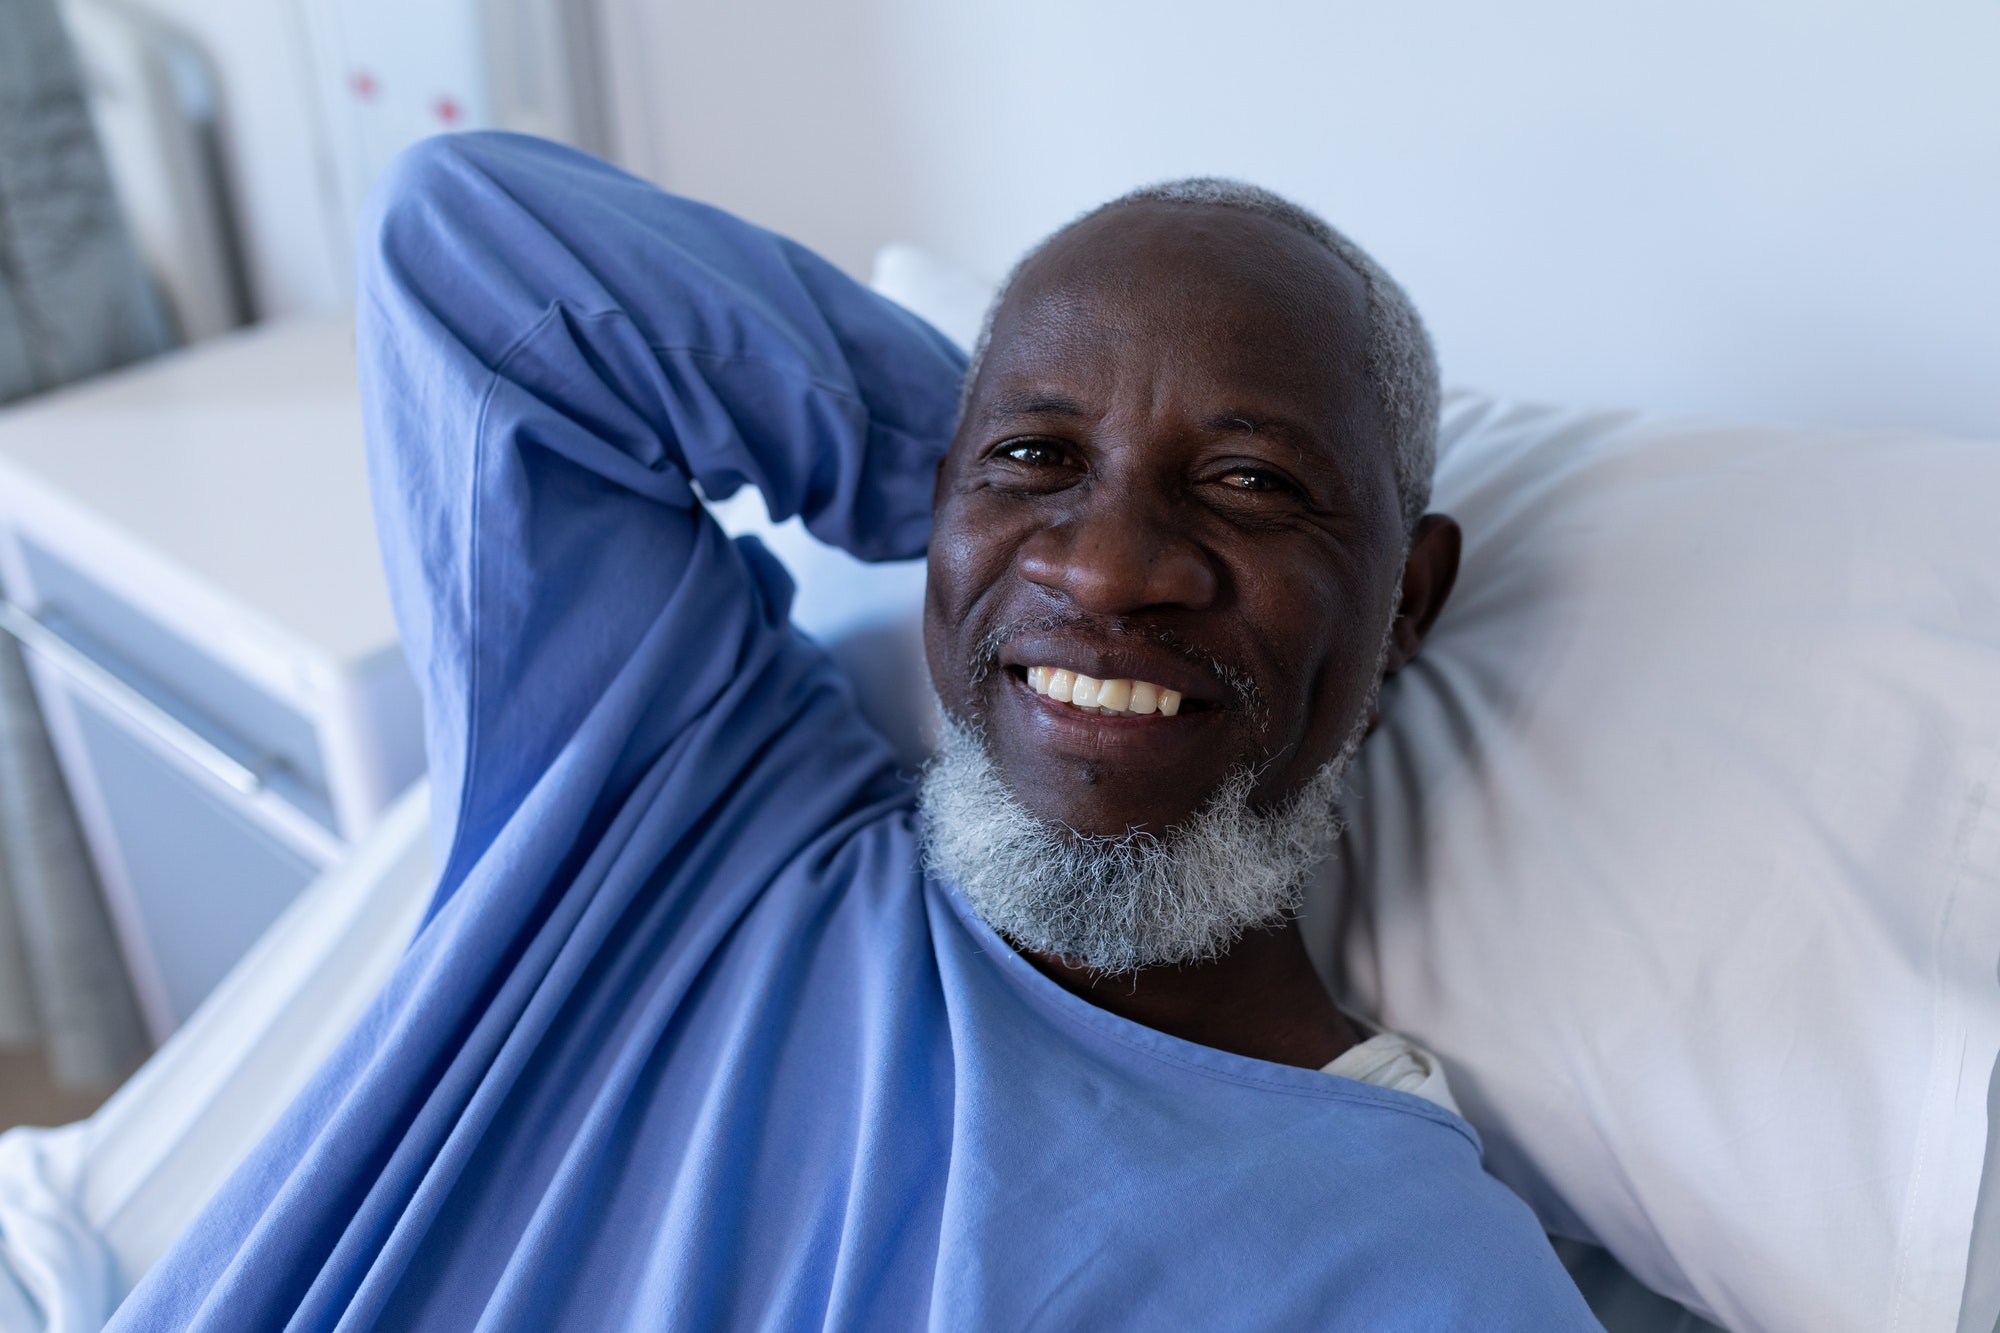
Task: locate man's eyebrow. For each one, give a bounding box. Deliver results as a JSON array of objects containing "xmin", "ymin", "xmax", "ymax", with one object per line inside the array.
[
  {"xmin": 1203, "ymin": 411, "xmax": 1326, "ymax": 453},
  {"xmin": 980, "ymin": 391, "xmax": 1091, "ymax": 421}
]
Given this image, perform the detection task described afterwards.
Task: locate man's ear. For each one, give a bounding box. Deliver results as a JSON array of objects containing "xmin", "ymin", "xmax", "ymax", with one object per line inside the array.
[{"xmin": 1384, "ymin": 514, "xmax": 1462, "ymax": 675}]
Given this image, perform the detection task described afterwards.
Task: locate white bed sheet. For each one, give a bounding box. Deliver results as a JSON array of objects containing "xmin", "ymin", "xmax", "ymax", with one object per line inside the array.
[{"xmin": 0, "ymin": 784, "xmax": 431, "ymax": 1329}]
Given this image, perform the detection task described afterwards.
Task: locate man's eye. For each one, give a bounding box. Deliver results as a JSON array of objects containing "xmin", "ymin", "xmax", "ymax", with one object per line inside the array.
[
  {"xmin": 1000, "ymin": 441, "xmax": 1064, "ymax": 467},
  {"xmin": 1219, "ymin": 469, "xmax": 1290, "ymax": 493}
]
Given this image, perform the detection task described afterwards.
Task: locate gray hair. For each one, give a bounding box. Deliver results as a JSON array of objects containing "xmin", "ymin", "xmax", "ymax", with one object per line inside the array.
[
  {"xmin": 961, "ymin": 178, "xmax": 1440, "ymax": 532},
  {"xmin": 919, "ymin": 713, "xmax": 1357, "ymax": 973},
  {"xmin": 919, "ymin": 585, "xmax": 1398, "ymax": 974}
]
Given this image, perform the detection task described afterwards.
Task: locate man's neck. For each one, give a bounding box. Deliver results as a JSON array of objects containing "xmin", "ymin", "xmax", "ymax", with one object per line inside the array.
[{"xmin": 1023, "ymin": 919, "xmax": 1361, "ymax": 1069}]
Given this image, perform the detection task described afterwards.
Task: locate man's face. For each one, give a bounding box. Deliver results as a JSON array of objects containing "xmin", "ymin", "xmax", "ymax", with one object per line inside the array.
[{"xmin": 924, "ymin": 202, "xmax": 1411, "ymax": 838}]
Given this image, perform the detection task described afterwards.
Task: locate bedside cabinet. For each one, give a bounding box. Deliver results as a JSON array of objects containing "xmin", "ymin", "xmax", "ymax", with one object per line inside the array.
[{"xmin": 0, "ymin": 314, "xmax": 423, "ymax": 1041}]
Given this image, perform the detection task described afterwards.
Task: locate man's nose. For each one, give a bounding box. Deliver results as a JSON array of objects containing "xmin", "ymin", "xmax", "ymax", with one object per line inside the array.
[{"xmin": 1016, "ymin": 492, "xmax": 1219, "ymax": 614}]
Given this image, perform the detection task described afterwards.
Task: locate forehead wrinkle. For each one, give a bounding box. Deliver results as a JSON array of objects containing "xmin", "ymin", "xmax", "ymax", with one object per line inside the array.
[
  {"xmin": 993, "ymin": 275, "xmax": 1365, "ymax": 429},
  {"xmin": 1028, "ymin": 207, "xmax": 1368, "ymax": 350}
]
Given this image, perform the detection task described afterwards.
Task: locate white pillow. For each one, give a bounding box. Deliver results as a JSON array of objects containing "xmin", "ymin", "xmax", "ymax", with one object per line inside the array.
[
  {"xmin": 1311, "ymin": 395, "xmax": 2000, "ymax": 1333},
  {"xmin": 855, "ymin": 246, "xmax": 2000, "ymax": 1332}
]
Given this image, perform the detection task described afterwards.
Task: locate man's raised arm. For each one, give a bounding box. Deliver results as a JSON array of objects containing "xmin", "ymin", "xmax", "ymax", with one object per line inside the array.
[{"xmin": 356, "ymin": 132, "xmax": 966, "ymax": 897}]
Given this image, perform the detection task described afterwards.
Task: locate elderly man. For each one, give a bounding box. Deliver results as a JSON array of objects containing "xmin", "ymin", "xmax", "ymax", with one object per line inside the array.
[{"xmin": 112, "ymin": 134, "xmax": 1595, "ymax": 1329}]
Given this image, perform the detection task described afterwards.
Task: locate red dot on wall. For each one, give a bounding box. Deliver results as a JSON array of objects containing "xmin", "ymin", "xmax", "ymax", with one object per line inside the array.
[
  {"xmin": 348, "ymin": 70, "xmax": 378, "ymax": 100},
  {"xmin": 433, "ymin": 96, "xmax": 463, "ymax": 125}
]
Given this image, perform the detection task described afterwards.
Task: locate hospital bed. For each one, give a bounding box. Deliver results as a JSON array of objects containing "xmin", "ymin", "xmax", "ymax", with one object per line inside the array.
[{"xmin": 0, "ymin": 250, "xmax": 1993, "ymax": 1333}]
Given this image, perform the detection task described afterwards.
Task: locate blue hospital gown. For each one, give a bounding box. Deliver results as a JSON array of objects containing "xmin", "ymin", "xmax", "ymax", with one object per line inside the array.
[{"xmin": 108, "ymin": 134, "xmax": 1598, "ymax": 1331}]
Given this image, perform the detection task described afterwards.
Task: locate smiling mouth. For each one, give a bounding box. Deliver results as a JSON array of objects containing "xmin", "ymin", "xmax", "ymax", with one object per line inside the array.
[{"xmin": 1020, "ymin": 665, "xmax": 1185, "ymax": 717}]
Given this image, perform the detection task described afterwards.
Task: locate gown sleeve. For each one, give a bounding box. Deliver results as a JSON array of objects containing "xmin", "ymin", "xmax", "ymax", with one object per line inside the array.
[{"xmin": 354, "ymin": 132, "xmax": 967, "ymax": 899}]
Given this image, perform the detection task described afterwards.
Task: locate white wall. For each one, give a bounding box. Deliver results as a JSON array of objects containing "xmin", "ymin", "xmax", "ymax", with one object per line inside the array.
[
  {"xmin": 136, "ymin": 0, "xmax": 1999, "ymax": 438},
  {"xmin": 623, "ymin": 0, "xmax": 2000, "ymax": 439}
]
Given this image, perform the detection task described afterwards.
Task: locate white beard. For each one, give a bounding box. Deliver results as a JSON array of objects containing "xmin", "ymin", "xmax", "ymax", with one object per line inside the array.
[{"xmin": 917, "ymin": 691, "xmax": 1373, "ymax": 975}]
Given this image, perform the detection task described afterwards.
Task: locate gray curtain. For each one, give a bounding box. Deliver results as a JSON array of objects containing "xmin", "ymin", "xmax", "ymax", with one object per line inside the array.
[
  {"xmin": 0, "ymin": 0, "xmax": 168, "ymax": 1087},
  {"xmin": 0, "ymin": 0, "xmax": 171, "ymax": 399}
]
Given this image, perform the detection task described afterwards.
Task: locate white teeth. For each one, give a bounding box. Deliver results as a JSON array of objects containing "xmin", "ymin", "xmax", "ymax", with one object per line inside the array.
[{"xmin": 1023, "ymin": 666, "xmax": 1185, "ymax": 718}]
